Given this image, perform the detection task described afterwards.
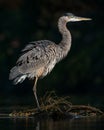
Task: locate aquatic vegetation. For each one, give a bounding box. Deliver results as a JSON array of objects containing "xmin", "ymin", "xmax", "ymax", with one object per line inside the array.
[{"xmin": 9, "ymin": 91, "xmax": 103, "ymax": 118}]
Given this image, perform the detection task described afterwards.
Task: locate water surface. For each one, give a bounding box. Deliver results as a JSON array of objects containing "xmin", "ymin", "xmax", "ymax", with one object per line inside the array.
[{"xmin": 0, "ymin": 116, "xmax": 104, "ymax": 130}]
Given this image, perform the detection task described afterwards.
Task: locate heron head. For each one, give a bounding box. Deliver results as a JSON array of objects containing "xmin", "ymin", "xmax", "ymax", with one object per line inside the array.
[{"xmin": 63, "ymin": 13, "xmax": 91, "ymax": 22}]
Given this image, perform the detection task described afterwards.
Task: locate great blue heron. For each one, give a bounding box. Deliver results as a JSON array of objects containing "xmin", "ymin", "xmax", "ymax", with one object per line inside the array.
[{"xmin": 9, "ymin": 13, "xmax": 91, "ymax": 110}]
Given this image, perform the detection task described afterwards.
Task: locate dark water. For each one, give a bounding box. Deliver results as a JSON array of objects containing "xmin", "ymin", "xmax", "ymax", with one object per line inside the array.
[{"xmin": 0, "ymin": 116, "xmax": 104, "ymax": 130}]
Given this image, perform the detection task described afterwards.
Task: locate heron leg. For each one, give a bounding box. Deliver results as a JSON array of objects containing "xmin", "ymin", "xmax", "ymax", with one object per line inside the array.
[{"xmin": 33, "ymin": 77, "xmax": 40, "ymax": 110}]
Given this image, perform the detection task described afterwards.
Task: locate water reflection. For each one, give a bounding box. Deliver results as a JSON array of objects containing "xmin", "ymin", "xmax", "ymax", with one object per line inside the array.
[{"xmin": 0, "ymin": 116, "xmax": 104, "ymax": 130}]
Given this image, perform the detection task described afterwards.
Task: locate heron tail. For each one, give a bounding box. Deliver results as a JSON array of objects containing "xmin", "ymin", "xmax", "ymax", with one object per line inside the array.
[{"xmin": 9, "ymin": 66, "xmax": 27, "ymax": 84}]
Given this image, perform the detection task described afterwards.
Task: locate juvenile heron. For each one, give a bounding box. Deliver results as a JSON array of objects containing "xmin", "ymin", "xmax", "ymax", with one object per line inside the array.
[{"xmin": 9, "ymin": 13, "xmax": 91, "ymax": 110}]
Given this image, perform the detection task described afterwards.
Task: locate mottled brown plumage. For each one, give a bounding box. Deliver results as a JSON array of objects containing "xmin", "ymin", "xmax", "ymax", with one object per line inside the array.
[{"xmin": 9, "ymin": 13, "xmax": 91, "ymax": 110}]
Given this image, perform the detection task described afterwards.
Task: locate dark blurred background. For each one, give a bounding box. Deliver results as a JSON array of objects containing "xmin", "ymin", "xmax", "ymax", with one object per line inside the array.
[{"xmin": 0, "ymin": 0, "xmax": 104, "ymax": 109}]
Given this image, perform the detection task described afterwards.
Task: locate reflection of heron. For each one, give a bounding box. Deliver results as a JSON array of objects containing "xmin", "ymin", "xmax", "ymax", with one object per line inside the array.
[{"xmin": 9, "ymin": 13, "xmax": 91, "ymax": 110}]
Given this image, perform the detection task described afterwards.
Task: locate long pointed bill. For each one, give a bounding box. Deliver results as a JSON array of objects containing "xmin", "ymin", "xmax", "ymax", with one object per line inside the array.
[
  {"xmin": 74, "ymin": 16, "xmax": 92, "ymax": 21},
  {"xmin": 76, "ymin": 16, "xmax": 92, "ymax": 21},
  {"xmin": 69, "ymin": 16, "xmax": 92, "ymax": 22}
]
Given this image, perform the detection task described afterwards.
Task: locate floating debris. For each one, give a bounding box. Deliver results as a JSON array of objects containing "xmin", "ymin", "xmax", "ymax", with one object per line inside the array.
[{"xmin": 8, "ymin": 91, "xmax": 104, "ymax": 118}]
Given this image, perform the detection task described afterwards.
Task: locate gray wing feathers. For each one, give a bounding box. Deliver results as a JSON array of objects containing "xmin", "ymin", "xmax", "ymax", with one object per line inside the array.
[
  {"xmin": 9, "ymin": 66, "xmax": 21, "ymax": 80},
  {"xmin": 16, "ymin": 40, "xmax": 56, "ymax": 74},
  {"xmin": 9, "ymin": 40, "xmax": 57, "ymax": 84},
  {"xmin": 21, "ymin": 44, "xmax": 35, "ymax": 52},
  {"xmin": 17, "ymin": 45, "xmax": 46, "ymax": 73},
  {"xmin": 13, "ymin": 75, "xmax": 27, "ymax": 85},
  {"xmin": 9, "ymin": 66, "xmax": 26, "ymax": 84}
]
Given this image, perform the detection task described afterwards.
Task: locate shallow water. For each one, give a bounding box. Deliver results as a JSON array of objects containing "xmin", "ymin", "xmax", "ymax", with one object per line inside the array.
[{"xmin": 0, "ymin": 116, "xmax": 104, "ymax": 130}]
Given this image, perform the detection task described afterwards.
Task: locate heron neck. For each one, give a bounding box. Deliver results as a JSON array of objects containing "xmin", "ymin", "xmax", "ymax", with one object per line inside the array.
[{"xmin": 57, "ymin": 18, "xmax": 72, "ymax": 61}]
